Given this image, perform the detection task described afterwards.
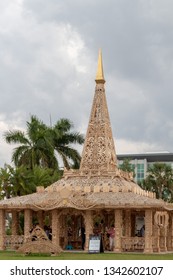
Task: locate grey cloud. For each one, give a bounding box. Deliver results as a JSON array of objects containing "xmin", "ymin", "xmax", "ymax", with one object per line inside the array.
[{"xmin": 1, "ymin": 0, "xmax": 173, "ymax": 165}]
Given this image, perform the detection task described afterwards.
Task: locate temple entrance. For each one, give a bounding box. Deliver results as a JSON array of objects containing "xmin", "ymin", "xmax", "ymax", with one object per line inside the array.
[
  {"xmin": 92, "ymin": 210, "xmax": 115, "ymax": 251},
  {"xmin": 59, "ymin": 210, "xmax": 85, "ymax": 250}
]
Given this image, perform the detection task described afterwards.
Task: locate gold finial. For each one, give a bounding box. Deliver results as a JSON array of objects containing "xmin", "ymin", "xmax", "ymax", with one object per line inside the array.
[{"xmin": 95, "ymin": 49, "xmax": 105, "ymax": 84}]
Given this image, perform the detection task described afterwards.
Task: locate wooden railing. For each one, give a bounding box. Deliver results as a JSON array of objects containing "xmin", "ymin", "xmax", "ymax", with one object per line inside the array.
[
  {"xmin": 122, "ymin": 236, "xmax": 173, "ymax": 252},
  {"xmin": 4, "ymin": 235, "xmax": 172, "ymax": 252},
  {"xmin": 152, "ymin": 236, "xmax": 172, "ymax": 252},
  {"xmin": 4, "ymin": 235, "xmax": 24, "ymax": 250},
  {"xmin": 121, "ymin": 237, "xmax": 145, "ymax": 251}
]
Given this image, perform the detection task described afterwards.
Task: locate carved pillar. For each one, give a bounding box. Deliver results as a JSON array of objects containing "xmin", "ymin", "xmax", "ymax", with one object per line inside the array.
[
  {"xmin": 61, "ymin": 214, "xmax": 67, "ymax": 249},
  {"xmin": 171, "ymin": 213, "xmax": 173, "ymax": 251},
  {"xmin": 0, "ymin": 209, "xmax": 5, "ymax": 250},
  {"xmin": 125, "ymin": 210, "xmax": 131, "ymax": 236},
  {"xmin": 114, "ymin": 209, "xmax": 122, "ymax": 252},
  {"xmin": 170, "ymin": 213, "xmax": 173, "ymax": 251},
  {"xmin": 144, "ymin": 209, "xmax": 153, "ymax": 253},
  {"xmin": 24, "ymin": 209, "xmax": 32, "ymax": 242},
  {"xmin": 37, "ymin": 211, "xmax": 44, "ymax": 228},
  {"xmin": 164, "ymin": 227, "xmax": 167, "ymax": 252},
  {"xmin": 152, "ymin": 211, "xmax": 158, "ymax": 252},
  {"xmin": 52, "ymin": 209, "xmax": 60, "ymax": 248},
  {"xmin": 84, "ymin": 210, "xmax": 93, "ymax": 251},
  {"xmin": 12, "ymin": 211, "xmax": 19, "ymax": 235}
]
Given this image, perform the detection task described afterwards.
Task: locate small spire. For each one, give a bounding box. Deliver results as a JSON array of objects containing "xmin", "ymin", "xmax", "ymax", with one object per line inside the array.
[{"xmin": 95, "ymin": 49, "xmax": 105, "ymax": 84}]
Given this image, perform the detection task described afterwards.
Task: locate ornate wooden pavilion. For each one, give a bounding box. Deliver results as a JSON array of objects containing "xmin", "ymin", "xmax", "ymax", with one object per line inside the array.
[{"xmin": 0, "ymin": 50, "xmax": 173, "ymax": 254}]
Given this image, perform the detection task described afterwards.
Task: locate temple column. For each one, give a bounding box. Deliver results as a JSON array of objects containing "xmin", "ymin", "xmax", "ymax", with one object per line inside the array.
[
  {"xmin": 144, "ymin": 209, "xmax": 153, "ymax": 253},
  {"xmin": 24, "ymin": 209, "xmax": 32, "ymax": 242},
  {"xmin": 52, "ymin": 209, "xmax": 60, "ymax": 248},
  {"xmin": 0, "ymin": 209, "xmax": 5, "ymax": 250},
  {"xmin": 170, "ymin": 213, "xmax": 173, "ymax": 251},
  {"xmin": 12, "ymin": 211, "xmax": 19, "ymax": 235},
  {"xmin": 37, "ymin": 211, "xmax": 44, "ymax": 228},
  {"xmin": 124, "ymin": 210, "xmax": 131, "ymax": 236},
  {"xmin": 84, "ymin": 210, "xmax": 93, "ymax": 251},
  {"xmin": 171, "ymin": 213, "xmax": 173, "ymax": 251},
  {"xmin": 114, "ymin": 209, "xmax": 122, "ymax": 252}
]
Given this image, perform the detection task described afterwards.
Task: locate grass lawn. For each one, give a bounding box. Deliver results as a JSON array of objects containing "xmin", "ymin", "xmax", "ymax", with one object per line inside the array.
[{"xmin": 0, "ymin": 251, "xmax": 173, "ymax": 260}]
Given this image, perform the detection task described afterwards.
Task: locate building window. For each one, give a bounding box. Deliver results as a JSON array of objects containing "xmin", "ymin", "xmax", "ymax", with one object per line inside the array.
[{"xmin": 137, "ymin": 163, "xmax": 144, "ymax": 183}]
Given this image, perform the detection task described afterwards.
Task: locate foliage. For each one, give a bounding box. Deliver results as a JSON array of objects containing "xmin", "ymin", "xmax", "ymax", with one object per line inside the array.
[
  {"xmin": 119, "ymin": 158, "xmax": 135, "ymax": 177},
  {"xmin": 140, "ymin": 163, "xmax": 173, "ymax": 202},
  {"xmin": 0, "ymin": 164, "xmax": 62, "ymax": 198},
  {"xmin": 1, "ymin": 115, "xmax": 84, "ymax": 198},
  {"xmin": 51, "ymin": 118, "xmax": 84, "ymax": 169},
  {"xmin": 4, "ymin": 116, "xmax": 57, "ymax": 169},
  {"xmin": 4, "ymin": 115, "xmax": 84, "ymax": 170},
  {"xmin": 0, "ymin": 164, "xmax": 13, "ymax": 199}
]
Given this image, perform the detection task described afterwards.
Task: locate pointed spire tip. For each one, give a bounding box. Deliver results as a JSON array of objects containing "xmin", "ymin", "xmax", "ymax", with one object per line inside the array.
[{"xmin": 95, "ymin": 49, "xmax": 105, "ymax": 84}]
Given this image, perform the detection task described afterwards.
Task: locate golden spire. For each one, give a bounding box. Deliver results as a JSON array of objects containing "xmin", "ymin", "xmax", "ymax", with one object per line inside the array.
[
  {"xmin": 95, "ymin": 49, "xmax": 105, "ymax": 84},
  {"xmin": 80, "ymin": 50, "xmax": 117, "ymax": 173}
]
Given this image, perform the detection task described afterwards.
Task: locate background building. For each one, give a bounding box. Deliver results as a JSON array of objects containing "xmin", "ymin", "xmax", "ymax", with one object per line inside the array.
[{"xmin": 117, "ymin": 152, "xmax": 173, "ymax": 183}]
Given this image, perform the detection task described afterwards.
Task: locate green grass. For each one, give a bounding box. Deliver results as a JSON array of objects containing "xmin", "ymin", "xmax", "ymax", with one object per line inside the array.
[{"xmin": 0, "ymin": 251, "xmax": 173, "ymax": 260}]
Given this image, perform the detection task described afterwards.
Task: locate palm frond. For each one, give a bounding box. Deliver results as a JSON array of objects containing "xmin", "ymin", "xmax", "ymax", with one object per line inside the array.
[{"xmin": 4, "ymin": 130, "xmax": 29, "ymax": 145}]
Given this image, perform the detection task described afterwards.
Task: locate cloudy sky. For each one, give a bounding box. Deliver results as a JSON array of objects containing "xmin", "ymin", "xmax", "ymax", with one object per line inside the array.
[{"xmin": 1, "ymin": 0, "xmax": 173, "ymax": 166}]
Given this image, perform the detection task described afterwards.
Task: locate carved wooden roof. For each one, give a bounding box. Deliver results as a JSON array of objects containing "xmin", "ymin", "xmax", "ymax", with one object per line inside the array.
[{"xmin": 0, "ymin": 186, "xmax": 171, "ymax": 211}]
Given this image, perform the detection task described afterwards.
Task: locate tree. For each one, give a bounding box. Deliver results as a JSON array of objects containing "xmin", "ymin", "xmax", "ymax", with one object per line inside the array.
[
  {"xmin": 9, "ymin": 165, "xmax": 35, "ymax": 196},
  {"xmin": 0, "ymin": 164, "xmax": 12, "ymax": 199},
  {"xmin": 2, "ymin": 116, "xmax": 84, "ymax": 197},
  {"xmin": 4, "ymin": 115, "xmax": 84, "ymax": 170},
  {"xmin": 119, "ymin": 158, "xmax": 135, "ymax": 178},
  {"xmin": 0, "ymin": 164, "xmax": 62, "ymax": 198},
  {"xmin": 51, "ymin": 118, "xmax": 84, "ymax": 169},
  {"xmin": 31, "ymin": 166, "xmax": 61, "ymax": 188},
  {"xmin": 4, "ymin": 115, "xmax": 56, "ymax": 169},
  {"xmin": 141, "ymin": 163, "xmax": 173, "ymax": 202}
]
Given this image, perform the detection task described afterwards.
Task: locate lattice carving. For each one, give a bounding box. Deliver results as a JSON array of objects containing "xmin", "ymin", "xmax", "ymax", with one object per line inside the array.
[
  {"xmin": 80, "ymin": 82, "xmax": 117, "ymax": 172},
  {"xmin": 12, "ymin": 211, "xmax": 19, "ymax": 235},
  {"xmin": 32, "ymin": 189, "xmax": 96, "ymax": 211},
  {"xmin": 5, "ymin": 235, "xmax": 24, "ymax": 250},
  {"xmin": 114, "ymin": 209, "xmax": 122, "ymax": 252},
  {"xmin": 85, "ymin": 210, "xmax": 93, "ymax": 250},
  {"xmin": 24, "ymin": 209, "xmax": 32, "ymax": 242},
  {"xmin": 18, "ymin": 225, "xmax": 61, "ymax": 255},
  {"xmin": 154, "ymin": 211, "xmax": 169, "ymax": 228},
  {"xmin": 144, "ymin": 209, "xmax": 153, "ymax": 253},
  {"xmin": 18, "ymin": 239, "xmax": 61, "ymax": 255},
  {"xmin": 29, "ymin": 225, "xmax": 48, "ymax": 241},
  {"xmin": 0, "ymin": 210, "xmax": 5, "ymax": 250}
]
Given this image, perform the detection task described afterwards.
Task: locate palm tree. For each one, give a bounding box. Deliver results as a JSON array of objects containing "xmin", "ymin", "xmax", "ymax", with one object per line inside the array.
[
  {"xmin": 4, "ymin": 116, "xmax": 58, "ymax": 169},
  {"xmin": 51, "ymin": 118, "xmax": 84, "ymax": 169},
  {"xmin": 141, "ymin": 163, "xmax": 173, "ymax": 202},
  {"xmin": 4, "ymin": 115, "xmax": 84, "ymax": 170}
]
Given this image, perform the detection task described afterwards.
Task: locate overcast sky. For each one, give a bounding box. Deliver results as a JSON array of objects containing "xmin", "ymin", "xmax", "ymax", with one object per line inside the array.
[{"xmin": 1, "ymin": 0, "xmax": 173, "ymax": 167}]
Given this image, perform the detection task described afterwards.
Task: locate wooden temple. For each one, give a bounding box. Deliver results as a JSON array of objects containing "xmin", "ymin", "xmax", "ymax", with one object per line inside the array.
[{"xmin": 0, "ymin": 50, "xmax": 173, "ymax": 254}]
